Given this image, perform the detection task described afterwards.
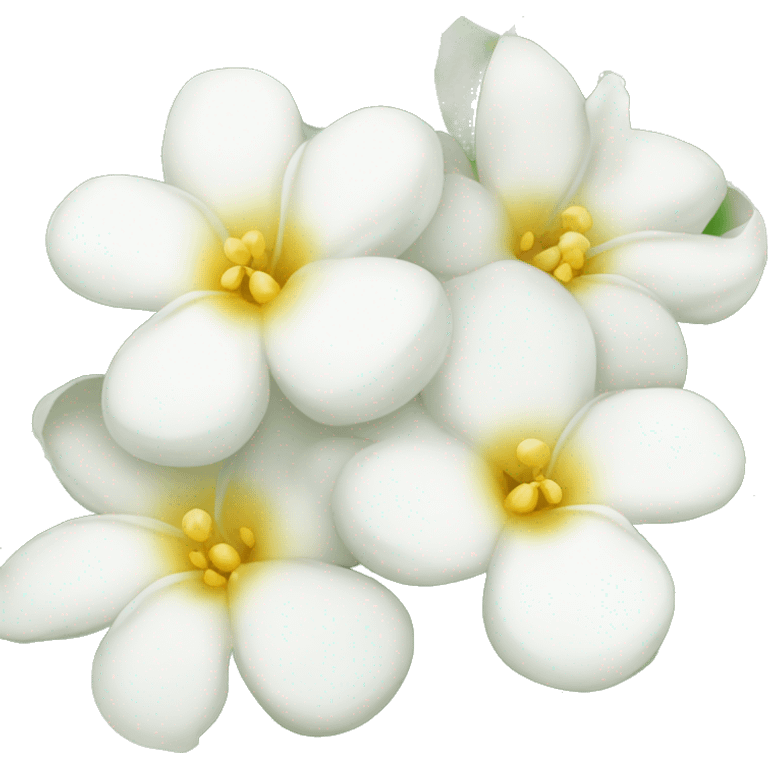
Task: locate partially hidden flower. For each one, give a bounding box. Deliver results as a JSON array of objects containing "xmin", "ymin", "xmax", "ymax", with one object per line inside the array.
[
  {"xmin": 2, "ymin": 376, "xmax": 414, "ymax": 751},
  {"xmin": 46, "ymin": 68, "xmax": 451, "ymax": 467},
  {"xmin": 401, "ymin": 17, "xmax": 766, "ymax": 392}
]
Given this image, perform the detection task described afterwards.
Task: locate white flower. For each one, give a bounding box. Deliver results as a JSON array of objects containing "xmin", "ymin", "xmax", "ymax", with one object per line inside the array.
[
  {"xmin": 400, "ymin": 17, "xmax": 766, "ymax": 392},
  {"xmin": 46, "ymin": 68, "xmax": 451, "ymax": 468},
  {"xmin": 331, "ymin": 387, "xmax": 745, "ymax": 692},
  {"xmin": 5, "ymin": 375, "xmax": 414, "ymax": 751}
]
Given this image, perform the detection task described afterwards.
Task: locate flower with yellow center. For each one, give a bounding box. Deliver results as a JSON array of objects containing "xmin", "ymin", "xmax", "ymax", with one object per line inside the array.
[
  {"xmin": 402, "ymin": 17, "xmax": 766, "ymax": 393},
  {"xmin": 46, "ymin": 67, "xmax": 451, "ymax": 468},
  {"xmin": 18, "ymin": 373, "xmax": 414, "ymax": 751},
  {"xmin": 332, "ymin": 387, "xmax": 746, "ymax": 692}
]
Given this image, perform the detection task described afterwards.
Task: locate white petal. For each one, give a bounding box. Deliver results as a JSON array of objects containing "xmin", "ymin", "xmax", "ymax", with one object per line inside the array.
[
  {"xmin": 46, "ymin": 176, "xmax": 230, "ymax": 311},
  {"xmin": 33, "ymin": 376, "xmax": 219, "ymax": 522},
  {"xmin": 273, "ymin": 107, "xmax": 443, "ymax": 283},
  {"xmin": 585, "ymin": 186, "xmax": 768, "ymax": 323},
  {"xmin": 484, "ymin": 505, "xmax": 674, "ymax": 691},
  {"xmin": 344, "ymin": 395, "xmax": 445, "ymax": 443},
  {"xmin": 421, "ymin": 261, "xmax": 596, "ymax": 477},
  {"xmin": 572, "ymin": 73, "xmax": 726, "ymax": 245},
  {"xmin": 549, "ymin": 388, "xmax": 745, "ymax": 523},
  {"xmin": 216, "ymin": 386, "xmax": 362, "ymax": 566},
  {"xmin": 162, "ymin": 68, "xmax": 305, "ymax": 242},
  {"xmin": 264, "ymin": 258, "xmax": 452, "ymax": 425},
  {"xmin": 475, "ymin": 32, "xmax": 590, "ymax": 236},
  {"xmin": 333, "ymin": 432, "xmax": 505, "ymax": 585},
  {"xmin": 230, "ymin": 559, "xmax": 413, "ymax": 736},
  {"xmin": 437, "ymin": 131, "xmax": 476, "ymax": 178},
  {"xmin": 0, "ymin": 515, "xmax": 189, "ymax": 642},
  {"xmin": 568, "ymin": 275, "xmax": 687, "ymax": 391},
  {"xmin": 92, "ymin": 573, "xmax": 231, "ymax": 753},
  {"xmin": 103, "ymin": 292, "xmax": 269, "ymax": 467},
  {"xmin": 400, "ymin": 173, "xmax": 511, "ymax": 281}
]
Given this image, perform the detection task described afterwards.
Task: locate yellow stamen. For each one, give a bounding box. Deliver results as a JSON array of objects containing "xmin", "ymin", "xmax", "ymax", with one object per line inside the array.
[
  {"xmin": 208, "ymin": 543, "xmax": 241, "ymax": 573},
  {"xmin": 531, "ymin": 246, "xmax": 561, "ymax": 273},
  {"xmin": 239, "ymin": 527, "xmax": 256, "ymax": 548},
  {"xmin": 189, "ymin": 550, "xmax": 208, "ymax": 570},
  {"xmin": 560, "ymin": 206, "xmax": 593, "ymax": 234},
  {"xmin": 504, "ymin": 483, "xmax": 539, "ymax": 514},
  {"xmin": 553, "ymin": 262, "xmax": 573, "ymax": 283},
  {"xmin": 519, "ymin": 231, "xmax": 535, "ymax": 252},
  {"xmin": 516, "ymin": 438, "xmax": 551, "ymax": 469},
  {"xmin": 203, "ymin": 569, "xmax": 227, "ymax": 588},
  {"xmin": 560, "ymin": 249, "xmax": 585, "ymax": 270},
  {"xmin": 242, "ymin": 230, "xmax": 267, "ymax": 270},
  {"xmin": 224, "ymin": 237, "xmax": 252, "ymax": 266},
  {"xmin": 181, "ymin": 508, "xmax": 214, "ymax": 543},
  {"xmin": 539, "ymin": 478, "xmax": 563, "ymax": 505},
  {"xmin": 249, "ymin": 271, "xmax": 281, "ymax": 304},
  {"xmin": 558, "ymin": 231, "xmax": 591, "ymax": 252},
  {"xmin": 220, "ymin": 265, "xmax": 246, "ymax": 291}
]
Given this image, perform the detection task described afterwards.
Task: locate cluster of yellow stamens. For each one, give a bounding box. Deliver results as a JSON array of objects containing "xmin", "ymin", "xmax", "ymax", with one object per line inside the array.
[
  {"xmin": 518, "ymin": 205, "xmax": 593, "ymax": 284},
  {"xmin": 181, "ymin": 507, "xmax": 255, "ymax": 588},
  {"xmin": 220, "ymin": 229, "xmax": 281, "ymax": 305},
  {"xmin": 503, "ymin": 438, "xmax": 563, "ymax": 515}
]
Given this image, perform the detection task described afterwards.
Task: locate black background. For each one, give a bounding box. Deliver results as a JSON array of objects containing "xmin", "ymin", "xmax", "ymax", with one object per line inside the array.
[{"xmin": 12, "ymin": 12, "xmax": 768, "ymax": 760}]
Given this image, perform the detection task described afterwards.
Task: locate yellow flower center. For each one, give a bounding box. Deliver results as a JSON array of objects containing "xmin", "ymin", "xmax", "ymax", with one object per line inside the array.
[
  {"xmin": 219, "ymin": 228, "xmax": 282, "ymax": 305},
  {"xmin": 515, "ymin": 206, "xmax": 593, "ymax": 284},
  {"xmin": 502, "ymin": 438, "xmax": 563, "ymax": 515},
  {"xmin": 180, "ymin": 507, "xmax": 256, "ymax": 588}
]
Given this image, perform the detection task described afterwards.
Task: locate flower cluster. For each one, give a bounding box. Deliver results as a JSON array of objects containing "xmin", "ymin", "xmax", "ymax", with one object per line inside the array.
[{"xmin": 3, "ymin": 16, "xmax": 763, "ymax": 753}]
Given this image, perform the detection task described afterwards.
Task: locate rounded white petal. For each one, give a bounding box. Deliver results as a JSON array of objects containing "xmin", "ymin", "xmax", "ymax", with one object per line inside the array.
[
  {"xmin": 484, "ymin": 505, "xmax": 675, "ymax": 691},
  {"xmin": 568, "ymin": 275, "xmax": 687, "ymax": 391},
  {"xmin": 46, "ymin": 175, "xmax": 230, "ymax": 311},
  {"xmin": 103, "ymin": 292, "xmax": 269, "ymax": 467},
  {"xmin": 230, "ymin": 559, "xmax": 413, "ymax": 736},
  {"xmin": 34, "ymin": 376, "xmax": 219, "ymax": 521},
  {"xmin": 162, "ymin": 68, "xmax": 305, "ymax": 242},
  {"xmin": 572, "ymin": 73, "xmax": 726, "ymax": 245},
  {"xmin": 273, "ymin": 107, "xmax": 443, "ymax": 283},
  {"xmin": 333, "ymin": 432, "xmax": 505, "ymax": 585},
  {"xmin": 92, "ymin": 573, "xmax": 231, "ymax": 753},
  {"xmin": 0, "ymin": 515, "xmax": 189, "ymax": 642},
  {"xmin": 264, "ymin": 257, "xmax": 452, "ymax": 425},
  {"xmin": 437, "ymin": 131, "xmax": 476, "ymax": 178},
  {"xmin": 421, "ymin": 260, "xmax": 596, "ymax": 477},
  {"xmin": 475, "ymin": 33, "xmax": 590, "ymax": 236},
  {"xmin": 400, "ymin": 173, "xmax": 511, "ymax": 281},
  {"xmin": 216, "ymin": 386, "xmax": 362, "ymax": 566},
  {"xmin": 549, "ymin": 388, "xmax": 745, "ymax": 523},
  {"xmin": 585, "ymin": 186, "xmax": 768, "ymax": 323}
]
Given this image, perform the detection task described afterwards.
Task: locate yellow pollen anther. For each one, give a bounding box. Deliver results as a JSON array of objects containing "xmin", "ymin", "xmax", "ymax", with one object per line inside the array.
[
  {"xmin": 241, "ymin": 230, "xmax": 267, "ymax": 269},
  {"xmin": 189, "ymin": 550, "xmax": 208, "ymax": 570},
  {"xmin": 560, "ymin": 248, "xmax": 585, "ymax": 270},
  {"xmin": 203, "ymin": 569, "xmax": 227, "ymax": 588},
  {"xmin": 539, "ymin": 478, "xmax": 563, "ymax": 505},
  {"xmin": 220, "ymin": 265, "xmax": 246, "ymax": 291},
  {"xmin": 516, "ymin": 438, "xmax": 551, "ymax": 469},
  {"xmin": 208, "ymin": 543, "xmax": 241, "ymax": 573},
  {"xmin": 249, "ymin": 271, "xmax": 281, "ymax": 304},
  {"xmin": 560, "ymin": 206, "xmax": 593, "ymax": 234},
  {"xmin": 519, "ymin": 231, "xmax": 535, "ymax": 252},
  {"xmin": 224, "ymin": 237, "xmax": 252, "ymax": 266},
  {"xmin": 504, "ymin": 483, "xmax": 539, "ymax": 514},
  {"xmin": 558, "ymin": 231, "xmax": 591, "ymax": 252},
  {"xmin": 181, "ymin": 508, "xmax": 214, "ymax": 543},
  {"xmin": 531, "ymin": 246, "xmax": 561, "ymax": 273},
  {"xmin": 239, "ymin": 527, "xmax": 256, "ymax": 548},
  {"xmin": 553, "ymin": 262, "xmax": 573, "ymax": 283}
]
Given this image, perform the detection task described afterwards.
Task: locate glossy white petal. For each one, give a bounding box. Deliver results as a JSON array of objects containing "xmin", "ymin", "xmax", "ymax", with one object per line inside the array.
[
  {"xmin": 0, "ymin": 515, "xmax": 189, "ymax": 642},
  {"xmin": 103, "ymin": 292, "xmax": 268, "ymax": 467},
  {"xmin": 549, "ymin": 389, "xmax": 745, "ymax": 523},
  {"xmin": 400, "ymin": 173, "xmax": 511, "ymax": 281},
  {"xmin": 33, "ymin": 376, "xmax": 219, "ymax": 522},
  {"xmin": 162, "ymin": 68, "xmax": 304, "ymax": 242},
  {"xmin": 344, "ymin": 395, "xmax": 445, "ymax": 443},
  {"xmin": 437, "ymin": 131, "xmax": 476, "ymax": 178},
  {"xmin": 216, "ymin": 386, "xmax": 362, "ymax": 566},
  {"xmin": 571, "ymin": 73, "xmax": 726, "ymax": 245},
  {"xmin": 273, "ymin": 107, "xmax": 443, "ymax": 283},
  {"xmin": 333, "ymin": 432, "xmax": 505, "ymax": 585},
  {"xmin": 475, "ymin": 32, "xmax": 590, "ymax": 236},
  {"xmin": 92, "ymin": 573, "xmax": 231, "ymax": 753},
  {"xmin": 264, "ymin": 257, "xmax": 452, "ymax": 425},
  {"xmin": 230, "ymin": 559, "xmax": 413, "ymax": 736},
  {"xmin": 568, "ymin": 275, "xmax": 687, "ymax": 391},
  {"xmin": 422, "ymin": 261, "xmax": 596, "ymax": 477},
  {"xmin": 484, "ymin": 505, "xmax": 674, "ymax": 691},
  {"xmin": 46, "ymin": 175, "xmax": 229, "ymax": 311},
  {"xmin": 585, "ymin": 186, "xmax": 768, "ymax": 323}
]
